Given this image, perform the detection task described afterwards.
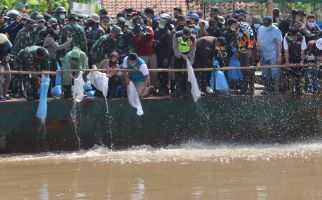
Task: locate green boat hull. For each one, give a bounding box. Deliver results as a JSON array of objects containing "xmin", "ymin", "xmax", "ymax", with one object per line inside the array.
[{"xmin": 0, "ymin": 95, "xmax": 321, "ymax": 153}]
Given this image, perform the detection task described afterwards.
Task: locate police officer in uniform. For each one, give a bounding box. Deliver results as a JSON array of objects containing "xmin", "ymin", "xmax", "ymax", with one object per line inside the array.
[{"xmin": 172, "ymin": 27, "xmax": 196, "ymax": 96}]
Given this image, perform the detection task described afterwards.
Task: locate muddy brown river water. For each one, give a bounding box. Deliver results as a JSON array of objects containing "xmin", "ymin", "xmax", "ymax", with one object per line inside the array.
[{"xmin": 1, "ymin": 142, "xmax": 322, "ymax": 199}]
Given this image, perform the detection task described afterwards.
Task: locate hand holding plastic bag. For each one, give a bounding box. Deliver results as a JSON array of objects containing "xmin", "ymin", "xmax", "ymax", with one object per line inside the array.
[
  {"xmin": 88, "ymin": 70, "xmax": 109, "ymax": 98},
  {"xmin": 72, "ymin": 72, "xmax": 85, "ymax": 102},
  {"xmin": 228, "ymin": 56, "xmax": 243, "ymax": 83},
  {"xmin": 51, "ymin": 63, "xmax": 62, "ymax": 97},
  {"xmin": 127, "ymin": 81, "xmax": 144, "ymax": 116},
  {"xmin": 186, "ymin": 59, "xmax": 201, "ymax": 102}
]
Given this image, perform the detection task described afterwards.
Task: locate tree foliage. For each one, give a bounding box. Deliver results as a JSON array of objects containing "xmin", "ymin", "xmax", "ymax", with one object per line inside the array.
[{"xmin": 0, "ymin": 0, "xmax": 69, "ymax": 13}]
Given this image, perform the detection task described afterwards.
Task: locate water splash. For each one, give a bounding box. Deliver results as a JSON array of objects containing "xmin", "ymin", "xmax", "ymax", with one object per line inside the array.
[
  {"xmin": 70, "ymin": 101, "xmax": 81, "ymax": 150},
  {"xmin": 104, "ymin": 97, "xmax": 113, "ymax": 149},
  {"xmin": 2, "ymin": 141, "xmax": 322, "ymax": 164},
  {"xmin": 37, "ymin": 123, "xmax": 48, "ymax": 151}
]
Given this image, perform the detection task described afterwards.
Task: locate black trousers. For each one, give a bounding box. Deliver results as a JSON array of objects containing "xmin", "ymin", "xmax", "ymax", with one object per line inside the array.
[{"xmin": 173, "ymin": 57, "xmax": 189, "ymax": 95}]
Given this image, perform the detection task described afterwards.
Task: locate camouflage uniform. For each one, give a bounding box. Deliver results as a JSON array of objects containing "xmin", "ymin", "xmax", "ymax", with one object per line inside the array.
[
  {"xmin": 15, "ymin": 46, "xmax": 51, "ymax": 99},
  {"xmin": 116, "ymin": 29, "xmax": 134, "ymax": 61},
  {"xmin": 89, "ymin": 26, "xmax": 123, "ymax": 66},
  {"xmin": 89, "ymin": 34, "xmax": 117, "ymax": 66},
  {"xmin": 12, "ymin": 28, "xmax": 34, "ymax": 55},
  {"xmin": 36, "ymin": 18, "xmax": 59, "ymax": 49},
  {"xmin": 116, "ymin": 17, "xmax": 135, "ymax": 61},
  {"xmin": 60, "ymin": 23, "xmax": 87, "ymax": 54},
  {"xmin": 86, "ymin": 24, "xmax": 105, "ymax": 52},
  {"xmin": 31, "ymin": 15, "xmax": 46, "ymax": 46}
]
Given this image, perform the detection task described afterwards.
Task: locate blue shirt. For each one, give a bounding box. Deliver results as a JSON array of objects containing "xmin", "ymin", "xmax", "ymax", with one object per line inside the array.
[
  {"xmin": 122, "ymin": 56, "xmax": 149, "ymax": 82},
  {"xmin": 257, "ymin": 25, "xmax": 283, "ymax": 60},
  {"xmin": 317, "ymin": 21, "xmax": 322, "ymax": 30}
]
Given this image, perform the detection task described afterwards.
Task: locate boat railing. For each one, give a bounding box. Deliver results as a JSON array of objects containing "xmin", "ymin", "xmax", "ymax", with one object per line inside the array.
[{"xmin": 0, "ymin": 63, "xmax": 321, "ymax": 75}]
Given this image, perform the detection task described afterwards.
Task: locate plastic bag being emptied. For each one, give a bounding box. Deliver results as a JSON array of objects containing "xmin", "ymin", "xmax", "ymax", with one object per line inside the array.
[
  {"xmin": 72, "ymin": 72, "xmax": 85, "ymax": 103},
  {"xmin": 88, "ymin": 70, "xmax": 109, "ymax": 98},
  {"xmin": 186, "ymin": 59, "xmax": 201, "ymax": 102},
  {"xmin": 36, "ymin": 75, "xmax": 50, "ymax": 124},
  {"xmin": 127, "ymin": 81, "xmax": 144, "ymax": 116}
]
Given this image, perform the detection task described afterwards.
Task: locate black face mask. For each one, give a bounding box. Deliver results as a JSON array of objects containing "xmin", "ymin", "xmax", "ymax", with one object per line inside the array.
[{"xmin": 109, "ymin": 60, "xmax": 117, "ymax": 65}]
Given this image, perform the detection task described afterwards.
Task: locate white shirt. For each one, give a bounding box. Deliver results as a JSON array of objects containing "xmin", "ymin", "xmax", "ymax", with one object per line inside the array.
[{"xmin": 283, "ymin": 36, "xmax": 307, "ymax": 51}]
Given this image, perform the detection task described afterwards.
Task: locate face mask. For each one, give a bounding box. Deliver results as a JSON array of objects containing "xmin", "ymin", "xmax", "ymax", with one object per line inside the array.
[
  {"xmin": 102, "ymin": 24, "xmax": 109, "ymax": 30},
  {"xmin": 231, "ymin": 27, "xmax": 236, "ymax": 31},
  {"xmin": 88, "ymin": 27, "xmax": 92, "ymax": 31},
  {"xmin": 264, "ymin": 25, "xmax": 272, "ymax": 30},
  {"xmin": 38, "ymin": 23, "xmax": 45, "ymax": 29},
  {"xmin": 59, "ymin": 14, "xmax": 65, "ymax": 20},
  {"xmin": 53, "ymin": 29, "xmax": 60, "ymax": 35},
  {"xmin": 254, "ymin": 23, "xmax": 261, "ymax": 29},
  {"xmin": 158, "ymin": 22, "xmax": 166, "ymax": 29},
  {"xmin": 307, "ymin": 22, "xmax": 316, "ymax": 28},
  {"xmin": 287, "ymin": 36, "xmax": 294, "ymax": 40},
  {"xmin": 178, "ymin": 21, "xmax": 186, "ymax": 26}
]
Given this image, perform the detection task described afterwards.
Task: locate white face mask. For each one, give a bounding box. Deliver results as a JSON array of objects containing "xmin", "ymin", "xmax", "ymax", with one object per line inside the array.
[
  {"xmin": 254, "ymin": 23, "xmax": 261, "ymax": 29},
  {"xmin": 307, "ymin": 22, "xmax": 316, "ymax": 28},
  {"xmin": 158, "ymin": 21, "xmax": 166, "ymax": 29},
  {"xmin": 38, "ymin": 23, "xmax": 45, "ymax": 28},
  {"xmin": 88, "ymin": 27, "xmax": 92, "ymax": 31},
  {"xmin": 59, "ymin": 14, "xmax": 65, "ymax": 20},
  {"xmin": 53, "ymin": 29, "xmax": 60, "ymax": 35}
]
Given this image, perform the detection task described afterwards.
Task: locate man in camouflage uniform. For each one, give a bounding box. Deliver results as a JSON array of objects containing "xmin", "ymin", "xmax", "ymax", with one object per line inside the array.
[
  {"xmin": 116, "ymin": 17, "xmax": 134, "ymax": 61},
  {"xmin": 36, "ymin": 18, "xmax": 58, "ymax": 46},
  {"xmin": 54, "ymin": 6, "xmax": 67, "ymax": 27},
  {"xmin": 89, "ymin": 25, "xmax": 123, "ymax": 67},
  {"xmin": 12, "ymin": 19, "xmax": 36, "ymax": 55},
  {"xmin": 15, "ymin": 46, "xmax": 51, "ymax": 100},
  {"xmin": 86, "ymin": 14, "xmax": 105, "ymax": 52},
  {"xmin": 31, "ymin": 14, "xmax": 46, "ymax": 46},
  {"xmin": 60, "ymin": 15, "xmax": 87, "ymax": 54}
]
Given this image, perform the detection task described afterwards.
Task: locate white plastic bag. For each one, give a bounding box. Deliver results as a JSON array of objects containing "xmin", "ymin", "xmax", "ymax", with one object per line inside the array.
[
  {"xmin": 127, "ymin": 81, "xmax": 144, "ymax": 116},
  {"xmin": 186, "ymin": 59, "xmax": 201, "ymax": 102},
  {"xmin": 72, "ymin": 72, "xmax": 85, "ymax": 102},
  {"xmin": 88, "ymin": 71, "xmax": 109, "ymax": 98}
]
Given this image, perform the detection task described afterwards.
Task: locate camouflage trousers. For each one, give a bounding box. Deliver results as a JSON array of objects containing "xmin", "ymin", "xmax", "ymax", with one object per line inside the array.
[
  {"xmin": 0, "ymin": 63, "xmax": 11, "ymax": 97},
  {"xmin": 12, "ymin": 75, "xmax": 40, "ymax": 98}
]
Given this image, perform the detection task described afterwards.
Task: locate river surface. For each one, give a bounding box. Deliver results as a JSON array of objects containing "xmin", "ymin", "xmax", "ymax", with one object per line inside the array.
[{"xmin": 1, "ymin": 142, "xmax": 322, "ymax": 200}]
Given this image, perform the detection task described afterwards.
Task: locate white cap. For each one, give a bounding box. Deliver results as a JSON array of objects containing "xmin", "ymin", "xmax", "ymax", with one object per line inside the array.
[{"xmin": 160, "ymin": 13, "xmax": 171, "ymax": 20}]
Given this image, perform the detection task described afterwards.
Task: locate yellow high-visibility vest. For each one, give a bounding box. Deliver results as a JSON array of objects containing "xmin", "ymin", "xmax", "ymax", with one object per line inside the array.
[{"xmin": 177, "ymin": 36, "xmax": 192, "ymax": 54}]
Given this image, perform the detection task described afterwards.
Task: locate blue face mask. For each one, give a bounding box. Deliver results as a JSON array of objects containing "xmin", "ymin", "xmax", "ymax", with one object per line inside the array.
[
  {"xmin": 254, "ymin": 23, "xmax": 261, "ymax": 29},
  {"xmin": 59, "ymin": 14, "xmax": 65, "ymax": 20}
]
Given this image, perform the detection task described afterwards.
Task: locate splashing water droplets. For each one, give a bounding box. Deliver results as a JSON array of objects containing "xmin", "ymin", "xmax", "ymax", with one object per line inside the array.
[{"xmin": 70, "ymin": 101, "xmax": 81, "ymax": 150}]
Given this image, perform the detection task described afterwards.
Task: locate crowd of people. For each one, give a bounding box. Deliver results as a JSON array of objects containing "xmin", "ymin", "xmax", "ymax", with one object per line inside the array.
[{"xmin": 0, "ymin": 5, "xmax": 321, "ymax": 101}]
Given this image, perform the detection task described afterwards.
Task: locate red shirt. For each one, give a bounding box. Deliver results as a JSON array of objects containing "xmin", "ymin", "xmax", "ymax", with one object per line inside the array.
[{"xmin": 132, "ymin": 26, "xmax": 155, "ymax": 56}]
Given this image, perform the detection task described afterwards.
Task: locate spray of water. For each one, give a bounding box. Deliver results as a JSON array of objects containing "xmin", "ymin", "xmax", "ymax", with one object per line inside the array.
[
  {"xmin": 104, "ymin": 97, "xmax": 113, "ymax": 149},
  {"xmin": 2, "ymin": 141, "xmax": 322, "ymax": 164},
  {"xmin": 70, "ymin": 101, "xmax": 81, "ymax": 150},
  {"xmin": 37, "ymin": 123, "xmax": 48, "ymax": 151}
]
